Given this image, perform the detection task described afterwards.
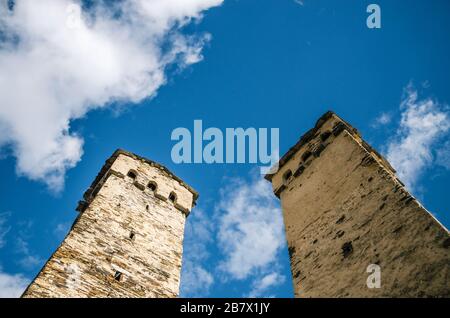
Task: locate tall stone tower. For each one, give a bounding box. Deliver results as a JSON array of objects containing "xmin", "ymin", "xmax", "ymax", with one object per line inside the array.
[
  {"xmin": 22, "ymin": 149, "xmax": 198, "ymax": 298},
  {"xmin": 266, "ymin": 111, "xmax": 450, "ymax": 297}
]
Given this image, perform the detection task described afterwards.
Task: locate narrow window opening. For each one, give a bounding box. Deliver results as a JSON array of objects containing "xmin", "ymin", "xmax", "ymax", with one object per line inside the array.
[
  {"xmin": 169, "ymin": 192, "xmax": 177, "ymax": 203},
  {"xmin": 148, "ymin": 181, "xmax": 157, "ymax": 192},
  {"xmin": 283, "ymin": 170, "xmax": 293, "ymax": 185},
  {"xmin": 294, "ymin": 165, "xmax": 305, "ymax": 177},
  {"xmin": 129, "ymin": 231, "xmax": 135, "ymax": 240},
  {"xmin": 301, "ymin": 151, "xmax": 312, "ymax": 162},
  {"xmin": 127, "ymin": 170, "xmax": 137, "ymax": 180},
  {"xmin": 114, "ymin": 271, "xmax": 122, "ymax": 282},
  {"xmin": 320, "ymin": 130, "xmax": 332, "ymax": 142},
  {"xmin": 146, "ymin": 205, "xmax": 149, "ymax": 211}
]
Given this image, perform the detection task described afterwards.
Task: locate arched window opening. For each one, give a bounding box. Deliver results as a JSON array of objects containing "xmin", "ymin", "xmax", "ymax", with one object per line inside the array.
[
  {"xmin": 114, "ymin": 271, "xmax": 122, "ymax": 282},
  {"xmin": 127, "ymin": 170, "xmax": 137, "ymax": 180},
  {"xmin": 283, "ymin": 169, "xmax": 293, "ymax": 185},
  {"xmin": 301, "ymin": 151, "xmax": 312, "ymax": 162},
  {"xmin": 169, "ymin": 192, "xmax": 177, "ymax": 203},
  {"xmin": 148, "ymin": 181, "xmax": 157, "ymax": 192},
  {"xmin": 320, "ymin": 130, "xmax": 332, "ymax": 142}
]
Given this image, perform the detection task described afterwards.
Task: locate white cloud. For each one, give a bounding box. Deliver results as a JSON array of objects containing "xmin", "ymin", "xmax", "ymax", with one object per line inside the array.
[
  {"xmin": 53, "ymin": 222, "xmax": 71, "ymax": 240},
  {"xmin": 0, "ymin": 212, "xmax": 11, "ymax": 248},
  {"xmin": 18, "ymin": 255, "xmax": 42, "ymax": 270},
  {"xmin": 181, "ymin": 176, "xmax": 288, "ymax": 297},
  {"xmin": 180, "ymin": 262, "xmax": 214, "ymax": 297},
  {"xmin": 216, "ymin": 175, "xmax": 285, "ymax": 280},
  {"xmin": 386, "ymin": 84, "xmax": 450, "ymax": 191},
  {"xmin": 15, "ymin": 228, "xmax": 43, "ymax": 270},
  {"xmin": 372, "ymin": 112, "xmax": 392, "ymax": 127},
  {"xmin": 0, "ymin": 270, "xmax": 29, "ymax": 298},
  {"xmin": 436, "ymin": 140, "xmax": 450, "ymax": 170},
  {"xmin": 180, "ymin": 209, "xmax": 215, "ymax": 297},
  {"xmin": 0, "ymin": 214, "xmax": 29, "ymax": 298},
  {"xmin": 247, "ymin": 272, "xmax": 286, "ymax": 298},
  {"xmin": 0, "ymin": 0, "xmax": 222, "ymax": 191}
]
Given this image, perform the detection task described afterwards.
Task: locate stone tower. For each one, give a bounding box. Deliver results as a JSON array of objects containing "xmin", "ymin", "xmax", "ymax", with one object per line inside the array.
[
  {"xmin": 22, "ymin": 149, "xmax": 198, "ymax": 298},
  {"xmin": 266, "ymin": 111, "xmax": 450, "ymax": 297}
]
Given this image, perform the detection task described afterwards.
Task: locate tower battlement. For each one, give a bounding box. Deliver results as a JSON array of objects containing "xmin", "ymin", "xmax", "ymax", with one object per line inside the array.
[
  {"xmin": 77, "ymin": 149, "xmax": 198, "ymax": 216},
  {"xmin": 265, "ymin": 111, "xmax": 398, "ymax": 196},
  {"xmin": 22, "ymin": 150, "xmax": 197, "ymax": 298}
]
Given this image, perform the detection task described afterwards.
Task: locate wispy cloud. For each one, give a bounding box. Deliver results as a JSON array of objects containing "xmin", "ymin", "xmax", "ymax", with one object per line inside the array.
[
  {"xmin": 247, "ymin": 272, "xmax": 286, "ymax": 298},
  {"xmin": 0, "ymin": 214, "xmax": 29, "ymax": 298},
  {"xmin": 436, "ymin": 137, "xmax": 450, "ymax": 170},
  {"xmin": 180, "ymin": 171, "xmax": 289, "ymax": 297},
  {"xmin": 53, "ymin": 222, "xmax": 71, "ymax": 241},
  {"xmin": 436, "ymin": 141, "xmax": 450, "ymax": 170},
  {"xmin": 180, "ymin": 209, "xmax": 215, "ymax": 297},
  {"xmin": 0, "ymin": 212, "xmax": 11, "ymax": 248},
  {"xmin": 0, "ymin": 215, "xmax": 42, "ymax": 272},
  {"xmin": 372, "ymin": 112, "xmax": 392, "ymax": 128},
  {"xmin": 0, "ymin": 0, "xmax": 222, "ymax": 192},
  {"xmin": 15, "ymin": 222, "xmax": 43, "ymax": 270},
  {"xmin": 180, "ymin": 263, "xmax": 214, "ymax": 297},
  {"xmin": 18, "ymin": 255, "xmax": 42, "ymax": 270},
  {"xmin": 216, "ymin": 174, "xmax": 286, "ymax": 280},
  {"xmin": 385, "ymin": 84, "xmax": 450, "ymax": 192}
]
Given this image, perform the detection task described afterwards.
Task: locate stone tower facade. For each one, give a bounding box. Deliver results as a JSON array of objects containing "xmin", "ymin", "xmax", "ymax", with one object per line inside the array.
[
  {"xmin": 266, "ymin": 112, "xmax": 450, "ymax": 297},
  {"xmin": 22, "ymin": 150, "xmax": 198, "ymax": 298}
]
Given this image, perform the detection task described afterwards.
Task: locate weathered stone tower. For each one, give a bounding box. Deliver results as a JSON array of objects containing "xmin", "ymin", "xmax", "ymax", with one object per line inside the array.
[
  {"xmin": 22, "ymin": 149, "xmax": 197, "ymax": 298},
  {"xmin": 266, "ymin": 111, "xmax": 450, "ymax": 298}
]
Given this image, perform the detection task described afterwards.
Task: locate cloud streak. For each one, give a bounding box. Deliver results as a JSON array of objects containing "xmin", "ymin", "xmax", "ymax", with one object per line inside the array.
[
  {"xmin": 386, "ymin": 84, "xmax": 450, "ymax": 191},
  {"xmin": 0, "ymin": 0, "xmax": 222, "ymax": 191},
  {"xmin": 180, "ymin": 172, "xmax": 289, "ymax": 297},
  {"xmin": 216, "ymin": 175, "xmax": 286, "ymax": 280},
  {"xmin": 372, "ymin": 112, "xmax": 392, "ymax": 128},
  {"xmin": 0, "ymin": 212, "xmax": 11, "ymax": 248},
  {"xmin": 247, "ymin": 272, "xmax": 286, "ymax": 298},
  {"xmin": 0, "ymin": 214, "xmax": 29, "ymax": 298},
  {"xmin": 180, "ymin": 209, "xmax": 215, "ymax": 297}
]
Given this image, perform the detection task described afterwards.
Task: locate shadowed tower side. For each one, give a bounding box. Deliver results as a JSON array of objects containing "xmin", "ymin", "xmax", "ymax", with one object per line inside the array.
[
  {"xmin": 22, "ymin": 150, "xmax": 198, "ymax": 298},
  {"xmin": 266, "ymin": 112, "xmax": 450, "ymax": 297}
]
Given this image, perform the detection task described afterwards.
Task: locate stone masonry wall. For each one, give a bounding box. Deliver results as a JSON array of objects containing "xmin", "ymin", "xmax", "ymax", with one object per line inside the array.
[
  {"xmin": 22, "ymin": 152, "xmax": 196, "ymax": 298},
  {"xmin": 268, "ymin": 113, "xmax": 450, "ymax": 297}
]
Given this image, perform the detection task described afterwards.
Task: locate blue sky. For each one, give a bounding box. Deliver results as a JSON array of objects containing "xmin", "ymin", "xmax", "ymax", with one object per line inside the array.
[{"xmin": 0, "ymin": 0, "xmax": 450, "ymax": 297}]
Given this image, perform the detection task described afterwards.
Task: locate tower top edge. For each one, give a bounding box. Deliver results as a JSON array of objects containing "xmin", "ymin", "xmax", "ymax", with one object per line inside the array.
[
  {"xmin": 83, "ymin": 149, "xmax": 199, "ymax": 203},
  {"xmin": 264, "ymin": 110, "xmax": 396, "ymax": 181}
]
